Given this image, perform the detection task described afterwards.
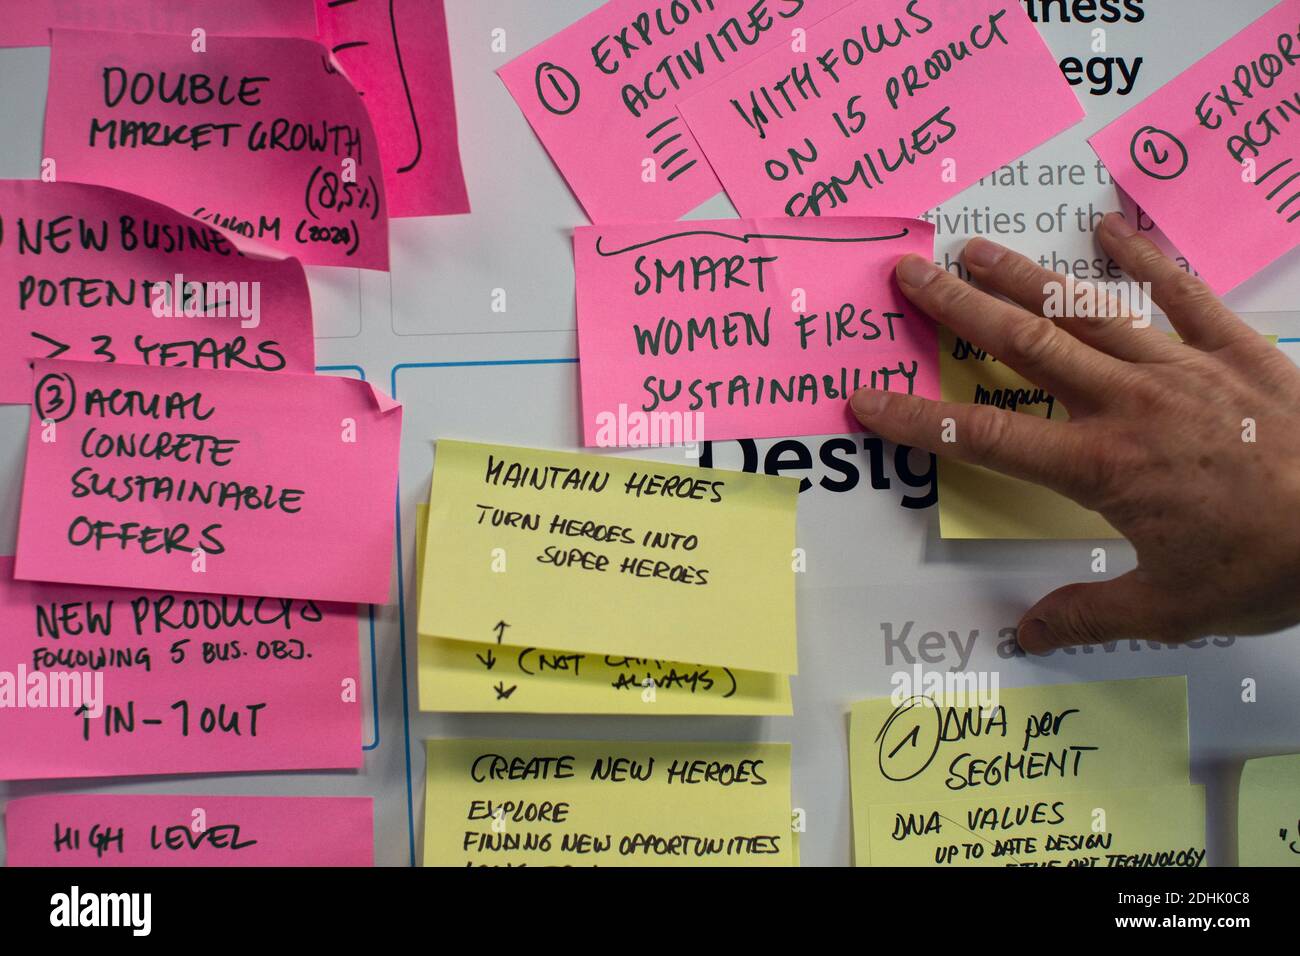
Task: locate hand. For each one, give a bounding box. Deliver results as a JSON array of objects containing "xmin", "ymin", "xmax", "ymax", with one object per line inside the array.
[{"xmin": 849, "ymin": 213, "xmax": 1300, "ymax": 654}]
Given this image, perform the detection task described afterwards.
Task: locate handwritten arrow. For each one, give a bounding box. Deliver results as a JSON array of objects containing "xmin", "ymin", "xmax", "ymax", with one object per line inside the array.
[
  {"xmin": 492, "ymin": 620, "xmax": 510, "ymax": 644},
  {"xmin": 493, "ymin": 681, "xmax": 517, "ymax": 700},
  {"xmin": 475, "ymin": 649, "xmax": 496, "ymax": 670},
  {"xmin": 30, "ymin": 331, "xmax": 70, "ymax": 359}
]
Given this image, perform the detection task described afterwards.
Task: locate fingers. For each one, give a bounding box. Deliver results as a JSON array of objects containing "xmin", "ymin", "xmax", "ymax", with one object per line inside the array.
[
  {"xmin": 1016, "ymin": 571, "xmax": 1198, "ymax": 654},
  {"xmin": 1095, "ymin": 213, "xmax": 1257, "ymax": 352},
  {"xmin": 896, "ymin": 255, "xmax": 1126, "ymax": 415},
  {"xmin": 962, "ymin": 237, "xmax": 1180, "ymax": 364},
  {"xmin": 849, "ymin": 388, "xmax": 1098, "ymax": 502}
]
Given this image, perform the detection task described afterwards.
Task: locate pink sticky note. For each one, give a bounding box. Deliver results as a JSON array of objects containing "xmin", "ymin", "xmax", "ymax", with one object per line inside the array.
[
  {"xmin": 678, "ymin": 0, "xmax": 1084, "ymax": 218},
  {"xmin": 5, "ymin": 794, "xmax": 374, "ymax": 866},
  {"xmin": 316, "ymin": 0, "xmax": 470, "ymax": 218},
  {"xmin": 575, "ymin": 216, "xmax": 938, "ymax": 444},
  {"xmin": 0, "ymin": 180, "xmax": 315, "ymax": 405},
  {"xmin": 43, "ymin": 29, "xmax": 389, "ymax": 269},
  {"xmin": 0, "ymin": 558, "xmax": 361, "ymax": 780},
  {"xmin": 0, "ymin": 0, "xmax": 318, "ymax": 48},
  {"xmin": 1090, "ymin": 1, "xmax": 1300, "ymax": 294},
  {"xmin": 498, "ymin": 0, "xmax": 853, "ymax": 223},
  {"xmin": 15, "ymin": 360, "xmax": 402, "ymax": 605}
]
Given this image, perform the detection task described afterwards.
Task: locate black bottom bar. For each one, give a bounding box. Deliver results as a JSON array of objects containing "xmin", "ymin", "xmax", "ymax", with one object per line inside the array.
[{"xmin": 0, "ymin": 865, "xmax": 1279, "ymax": 939}]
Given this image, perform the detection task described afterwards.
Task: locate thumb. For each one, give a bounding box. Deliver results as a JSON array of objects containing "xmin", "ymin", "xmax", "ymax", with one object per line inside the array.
[{"xmin": 1017, "ymin": 572, "xmax": 1194, "ymax": 654}]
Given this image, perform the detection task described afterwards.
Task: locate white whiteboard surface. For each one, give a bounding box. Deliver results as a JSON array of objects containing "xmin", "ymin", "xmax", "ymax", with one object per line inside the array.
[{"xmin": 0, "ymin": 0, "xmax": 1297, "ymax": 867}]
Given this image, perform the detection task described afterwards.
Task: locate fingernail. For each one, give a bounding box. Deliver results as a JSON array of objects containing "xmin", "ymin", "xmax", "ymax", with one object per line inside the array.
[
  {"xmin": 850, "ymin": 388, "xmax": 891, "ymax": 419},
  {"xmin": 963, "ymin": 237, "xmax": 1008, "ymax": 269},
  {"xmin": 1102, "ymin": 212, "xmax": 1136, "ymax": 239},
  {"xmin": 1016, "ymin": 619, "xmax": 1052, "ymax": 655},
  {"xmin": 896, "ymin": 254, "xmax": 941, "ymax": 289}
]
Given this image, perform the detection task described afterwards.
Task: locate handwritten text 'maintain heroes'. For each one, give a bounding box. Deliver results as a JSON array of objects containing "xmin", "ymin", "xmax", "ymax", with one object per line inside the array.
[{"xmin": 479, "ymin": 452, "xmax": 725, "ymax": 587}]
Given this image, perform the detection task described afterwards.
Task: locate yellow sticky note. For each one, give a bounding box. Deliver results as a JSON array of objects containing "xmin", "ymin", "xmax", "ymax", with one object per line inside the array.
[
  {"xmin": 938, "ymin": 328, "xmax": 1120, "ymax": 539},
  {"xmin": 1239, "ymin": 754, "xmax": 1300, "ymax": 866},
  {"xmin": 867, "ymin": 785, "xmax": 1205, "ymax": 867},
  {"xmin": 419, "ymin": 440, "xmax": 799, "ymax": 673},
  {"xmin": 415, "ymin": 505, "xmax": 791, "ymax": 714},
  {"xmin": 938, "ymin": 331, "xmax": 1282, "ymax": 539},
  {"xmin": 849, "ymin": 676, "xmax": 1190, "ymax": 865},
  {"xmin": 423, "ymin": 738, "xmax": 794, "ymax": 867}
]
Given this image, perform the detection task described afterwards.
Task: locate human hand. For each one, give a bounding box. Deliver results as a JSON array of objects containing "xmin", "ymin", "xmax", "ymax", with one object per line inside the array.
[{"xmin": 849, "ymin": 213, "xmax": 1300, "ymax": 654}]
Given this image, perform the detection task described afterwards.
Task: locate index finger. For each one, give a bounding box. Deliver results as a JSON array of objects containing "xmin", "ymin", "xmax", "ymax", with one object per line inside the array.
[
  {"xmin": 961, "ymin": 237, "xmax": 1182, "ymax": 364},
  {"xmin": 849, "ymin": 388, "xmax": 1105, "ymax": 507},
  {"xmin": 895, "ymin": 255, "xmax": 1131, "ymax": 416},
  {"xmin": 1095, "ymin": 213, "xmax": 1261, "ymax": 353}
]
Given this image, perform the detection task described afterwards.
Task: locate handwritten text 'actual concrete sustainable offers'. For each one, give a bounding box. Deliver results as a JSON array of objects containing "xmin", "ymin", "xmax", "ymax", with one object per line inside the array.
[
  {"xmin": 418, "ymin": 440, "xmax": 799, "ymax": 674},
  {"xmin": 15, "ymin": 359, "xmax": 402, "ymax": 605}
]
